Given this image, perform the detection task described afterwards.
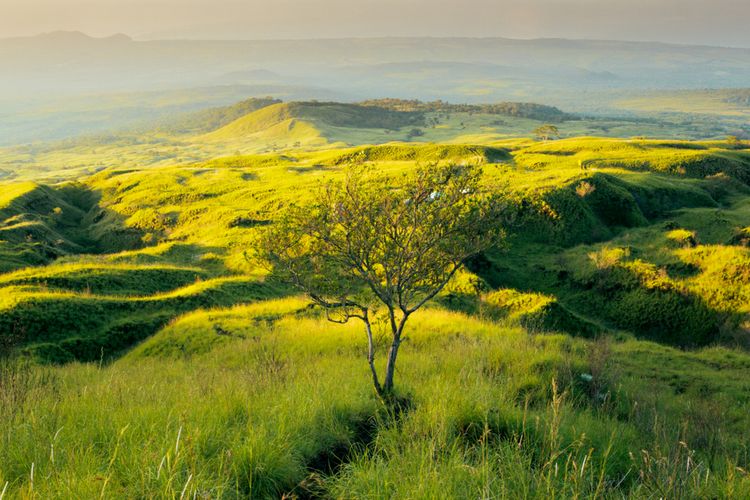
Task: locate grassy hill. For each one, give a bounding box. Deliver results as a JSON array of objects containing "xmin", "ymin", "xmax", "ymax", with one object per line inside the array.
[
  {"xmin": 154, "ymin": 97, "xmax": 283, "ymax": 135},
  {"xmin": 0, "ymin": 123, "xmax": 749, "ymax": 495},
  {"xmin": 1, "ymin": 137, "xmax": 748, "ymax": 355}
]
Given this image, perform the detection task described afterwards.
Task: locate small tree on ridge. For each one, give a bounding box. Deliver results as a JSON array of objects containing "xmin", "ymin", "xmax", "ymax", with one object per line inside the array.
[
  {"xmin": 534, "ymin": 124, "xmax": 560, "ymax": 141},
  {"xmin": 255, "ymin": 164, "xmax": 505, "ymax": 398}
]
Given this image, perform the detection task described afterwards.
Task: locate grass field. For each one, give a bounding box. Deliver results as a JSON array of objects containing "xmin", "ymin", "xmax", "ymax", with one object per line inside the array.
[
  {"xmin": 1, "ymin": 99, "xmax": 749, "ymax": 497},
  {"xmin": 616, "ymin": 89, "xmax": 750, "ymax": 119},
  {"xmin": 2, "ymin": 305, "xmax": 749, "ymax": 497}
]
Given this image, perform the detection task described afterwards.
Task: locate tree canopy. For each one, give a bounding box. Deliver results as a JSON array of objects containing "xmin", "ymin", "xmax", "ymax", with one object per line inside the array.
[{"xmin": 534, "ymin": 124, "xmax": 561, "ymax": 141}]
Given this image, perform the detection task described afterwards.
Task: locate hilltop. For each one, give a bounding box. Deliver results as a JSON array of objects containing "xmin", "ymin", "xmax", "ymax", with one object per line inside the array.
[
  {"xmin": 359, "ymin": 98, "xmax": 571, "ymax": 121},
  {"xmin": 198, "ymin": 101, "xmax": 425, "ymax": 149},
  {"xmin": 154, "ymin": 97, "xmax": 283, "ymax": 135}
]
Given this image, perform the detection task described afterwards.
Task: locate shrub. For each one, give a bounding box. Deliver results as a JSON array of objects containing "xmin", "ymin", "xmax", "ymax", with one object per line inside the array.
[
  {"xmin": 588, "ymin": 246, "xmax": 630, "ymax": 271},
  {"xmin": 666, "ymin": 229, "xmax": 698, "ymax": 248},
  {"xmin": 729, "ymin": 227, "xmax": 750, "ymax": 246},
  {"xmin": 575, "ymin": 181, "xmax": 596, "ymax": 197}
]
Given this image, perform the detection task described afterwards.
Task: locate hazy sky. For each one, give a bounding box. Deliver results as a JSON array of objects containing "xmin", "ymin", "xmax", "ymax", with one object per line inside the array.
[{"xmin": 3, "ymin": 0, "xmax": 749, "ymax": 48}]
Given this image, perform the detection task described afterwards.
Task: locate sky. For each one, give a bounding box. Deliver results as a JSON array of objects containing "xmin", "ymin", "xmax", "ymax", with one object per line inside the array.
[{"xmin": 3, "ymin": 0, "xmax": 750, "ymax": 48}]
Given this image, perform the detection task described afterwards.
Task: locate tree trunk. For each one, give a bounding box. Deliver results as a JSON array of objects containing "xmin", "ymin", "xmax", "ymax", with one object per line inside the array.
[
  {"xmin": 382, "ymin": 337, "xmax": 401, "ymax": 394},
  {"xmin": 382, "ymin": 312, "xmax": 408, "ymax": 395},
  {"xmin": 362, "ymin": 313, "xmax": 382, "ymax": 396}
]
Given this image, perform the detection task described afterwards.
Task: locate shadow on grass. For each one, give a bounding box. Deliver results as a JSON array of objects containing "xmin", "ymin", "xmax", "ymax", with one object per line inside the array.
[
  {"xmin": 0, "ymin": 183, "xmax": 296, "ymax": 364},
  {"xmin": 286, "ymin": 398, "xmax": 414, "ymax": 500},
  {"xmin": 470, "ymin": 244, "xmax": 743, "ymax": 349}
]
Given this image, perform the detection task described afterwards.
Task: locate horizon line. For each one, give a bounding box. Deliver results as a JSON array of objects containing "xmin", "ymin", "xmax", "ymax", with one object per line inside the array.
[{"xmin": 4, "ymin": 30, "xmax": 750, "ymax": 51}]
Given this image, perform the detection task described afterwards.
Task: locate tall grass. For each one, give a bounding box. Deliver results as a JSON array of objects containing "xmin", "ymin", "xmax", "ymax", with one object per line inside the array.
[{"xmin": 2, "ymin": 303, "xmax": 749, "ymax": 497}]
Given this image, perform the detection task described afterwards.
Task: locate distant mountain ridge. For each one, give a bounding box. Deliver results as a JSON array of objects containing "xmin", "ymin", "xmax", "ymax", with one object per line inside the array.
[
  {"xmin": 3, "ymin": 30, "xmax": 133, "ymax": 43},
  {"xmin": 5, "ymin": 31, "xmax": 749, "ymax": 50},
  {"xmin": 2, "ymin": 33, "xmax": 748, "ymax": 93}
]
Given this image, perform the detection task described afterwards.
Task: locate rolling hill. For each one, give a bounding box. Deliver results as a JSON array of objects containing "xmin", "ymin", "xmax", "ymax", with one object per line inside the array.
[
  {"xmin": 2, "ymin": 137, "xmax": 748, "ymax": 359},
  {"xmin": 4, "ymin": 96, "xmax": 746, "ymax": 183}
]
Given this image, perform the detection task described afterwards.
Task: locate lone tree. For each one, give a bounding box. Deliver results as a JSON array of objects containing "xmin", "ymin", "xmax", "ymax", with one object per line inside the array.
[
  {"xmin": 534, "ymin": 124, "xmax": 560, "ymax": 141},
  {"xmin": 727, "ymin": 135, "xmax": 744, "ymax": 149},
  {"xmin": 255, "ymin": 164, "xmax": 505, "ymax": 398}
]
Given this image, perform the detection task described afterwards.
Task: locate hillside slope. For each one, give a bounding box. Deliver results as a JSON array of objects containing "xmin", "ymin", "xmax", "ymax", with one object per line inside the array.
[
  {"xmin": 0, "ymin": 182, "xmax": 100, "ymax": 271},
  {"xmin": 199, "ymin": 101, "xmax": 425, "ymax": 147}
]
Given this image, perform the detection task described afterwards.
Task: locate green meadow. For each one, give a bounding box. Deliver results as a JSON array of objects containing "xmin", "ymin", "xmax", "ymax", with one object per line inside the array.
[{"xmin": 1, "ymin": 99, "xmax": 749, "ymax": 498}]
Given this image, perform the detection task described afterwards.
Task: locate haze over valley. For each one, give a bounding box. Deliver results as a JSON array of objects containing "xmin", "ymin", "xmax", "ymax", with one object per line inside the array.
[{"xmin": 2, "ymin": 32, "xmax": 750, "ymax": 145}]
